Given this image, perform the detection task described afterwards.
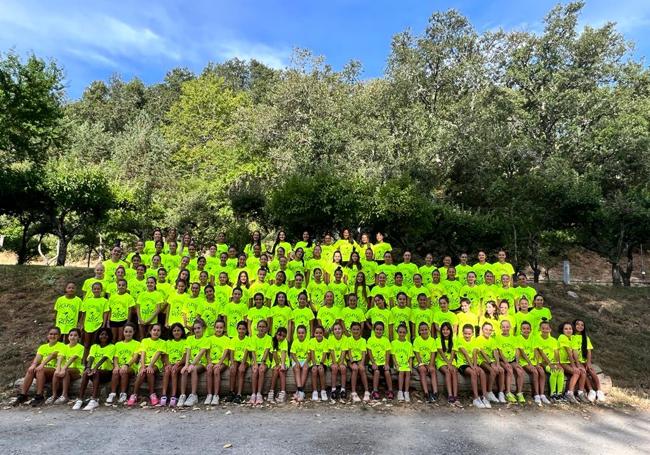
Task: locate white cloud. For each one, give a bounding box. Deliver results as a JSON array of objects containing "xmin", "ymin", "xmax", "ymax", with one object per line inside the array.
[{"xmin": 214, "ymin": 40, "xmax": 291, "ymax": 69}]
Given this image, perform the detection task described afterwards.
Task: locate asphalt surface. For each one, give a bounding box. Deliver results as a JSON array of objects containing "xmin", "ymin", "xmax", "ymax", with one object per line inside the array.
[{"xmin": 1, "ymin": 401, "xmax": 648, "ymax": 454}]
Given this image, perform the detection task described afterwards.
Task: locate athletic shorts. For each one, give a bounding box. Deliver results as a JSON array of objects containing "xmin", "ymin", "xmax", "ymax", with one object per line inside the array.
[
  {"xmin": 292, "ymin": 360, "xmax": 307, "ymax": 367},
  {"xmin": 367, "ymin": 364, "xmax": 388, "ymax": 374},
  {"xmin": 458, "ymin": 365, "xmax": 471, "ymax": 375},
  {"xmin": 109, "ymin": 320, "xmax": 127, "ymax": 328}
]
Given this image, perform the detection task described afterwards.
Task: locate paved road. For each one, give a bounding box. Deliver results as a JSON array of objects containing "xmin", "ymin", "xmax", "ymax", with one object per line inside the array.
[{"xmin": 1, "ymin": 402, "xmax": 648, "ymax": 454}]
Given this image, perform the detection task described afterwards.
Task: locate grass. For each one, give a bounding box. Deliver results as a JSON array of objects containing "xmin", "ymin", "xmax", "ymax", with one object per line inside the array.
[{"xmin": 0, "ymin": 265, "xmax": 649, "ymax": 402}]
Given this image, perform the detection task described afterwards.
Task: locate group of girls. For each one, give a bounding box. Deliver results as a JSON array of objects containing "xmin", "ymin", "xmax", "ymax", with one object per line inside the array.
[{"xmin": 15, "ymin": 228, "xmax": 607, "ymax": 408}]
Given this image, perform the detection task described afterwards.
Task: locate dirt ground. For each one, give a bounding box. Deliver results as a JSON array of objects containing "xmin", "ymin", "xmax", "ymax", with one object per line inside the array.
[{"xmin": 0, "ymin": 403, "xmax": 648, "ymax": 454}]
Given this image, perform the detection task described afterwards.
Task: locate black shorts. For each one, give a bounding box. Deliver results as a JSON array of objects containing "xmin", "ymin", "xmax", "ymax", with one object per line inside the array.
[
  {"xmin": 109, "ymin": 320, "xmax": 127, "ymax": 328},
  {"xmin": 368, "ymin": 364, "xmax": 388, "ymax": 374},
  {"xmin": 458, "ymin": 365, "xmax": 471, "ymax": 375}
]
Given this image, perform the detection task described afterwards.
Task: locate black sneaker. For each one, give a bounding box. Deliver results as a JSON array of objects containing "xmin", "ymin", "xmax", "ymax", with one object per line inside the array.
[
  {"xmin": 223, "ymin": 392, "xmax": 235, "ymax": 403},
  {"xmin": 233, "ymin": 394, "xmax": 242, "ymax": 404},
  {"xmin": 340, "ymin": 389, "xmax": 347, "ymax": 400},
  {"xmin": 432, "ymin": 392, "xmax": 439, "ymax": 402},
  {"xmin": 331, "ymin": 389, "xmax": 339, "ymax": 400},
  {"xmin": 13, "ymin": 394, "xmax": 28, "ymax": 406},
  {"xmin": 31, "ymin": 394, "xmax": 45, "ymax": 407},
  {"xmin": 427, "ymin": 392, "xmax": 435, "ymax": 403}
]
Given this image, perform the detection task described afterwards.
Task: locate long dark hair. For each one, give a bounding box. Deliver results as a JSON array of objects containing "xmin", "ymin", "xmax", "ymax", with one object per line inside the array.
[
  {"xmin": 272, "ymin": 327, "xmax": 288, "ymax": 351},
  {"xmin": 573, "ymin": 319, "xmax": 588, "ymax": 360},
  {"xmin": 440, "ymin": 322, "xmax": 453, "ymax": 353},
  {"xmin": 271, "ymin": 230, "xmax": 286, "ymax": 255}
]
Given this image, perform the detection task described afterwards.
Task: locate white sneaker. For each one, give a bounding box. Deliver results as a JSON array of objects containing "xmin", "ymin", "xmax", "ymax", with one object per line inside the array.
[
  {"xmin": 587, "ymin": 390, "xmax": 597, "ymax": 402},
  {"xmin": 312, "ymin": 391, "xmax": 320, "ymax": 402},
  {"xmin": 267, "ymin": 390, "xmax": 275, "ymax": 402},
  {"xmin": 577, "ymin": 390, "xmax": 586, "ymax": 402},
  {"xmin": 534, "ymin": 395, "xmax": 542, "ymax": 406},
  {"xmin": 204, "ymin": 394, "xmax": 213, "ymax": 405},
  {"xmin": 277, "ymin": 391, "xmax": 286, "ymax": 403},
  {"xmin": 481, "ymin": 397, "xmax": 492, "ymax": 408},
  {"xmin": 72, "ymin": 399, "xmax": 84, "ymax": 410},
  {"xmin": 44, "ymin": 396, "xmax": 55, "ymax": 405},
  {"xmin": 118, "ymin": 392, "xmax": 128, "ymax": 404},
  {"xmin": 486, "ymin": 391, "xmax": 499, "ymax": 403},
  {"xmin": 83, "ymin": 399, "xmax": 99, "ymax": 411},
  {"xmin": 363, "ymin": 391, "xmax": 370, "ymax": 402},
  {"xmin": 185, "ymin": 393, "xmax": 198, "ymax": 407},
  {"xmin": 106, "ymin": 393, "xmax": 116, "ymax": 405},
  {"xmin": 320, "ymin": 390, "xmax": 328, "ymax": 401},
  {"xmin": 351, "ymin": 392, "xmax": 361, "ymax": 402},
  {"xmin": 540, "ymin": 395, "xmax": 551, "ymax": 405},
  {"xmin": 498, "ymin": 392, "xmax": 506, "ymax": 403},
  {"xmin": 397, "ymin": 391, "xmax": 405, "ymax": 401},
  {"xmin": 404, "ymin": 392, "xmax": 410, "ymax": 402},
  {"xmin": 177, "ymin": 394, "xmax": 187, "ymax": 407},
  {"xmin": 211, "ymin": 395, "xmax": 220, "ymax": 405},
  {"xmin": 54, "ymin": 396, "xmax": 68, "ymax": 405},
  {"xmin": 596, "ymin": 390, "xmax": 606, "ymax": 402},
  {"xmin": 473, "ymin": 398, "xmax": 485, "ymax": 409},
  {"xmin": 566, "ymin": 391, "xmax": 578, "ymax": 404}
]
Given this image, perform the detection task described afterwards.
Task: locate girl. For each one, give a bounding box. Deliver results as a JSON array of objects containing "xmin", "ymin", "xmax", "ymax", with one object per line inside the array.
[
  {"xmin": 308, "ymin": 325, "xmax": 330, "ymax": 402},
  {"xmin": 290, "ymin": 325, "xmax": 310, "ymax": 402},
  {"xmin": 459, "ymin": 272, "xmax": 482, "ymax": 315},
  {"xmin": 481, "ymin": 301, "xmax": 500, "ymax": 328},
  {"xmin": 317, "ymin": 291, "xmax": 341, "ymax": 335},
  {"xmin": 514, "ymin": 297, "xmax": 532, "ymax": 335},
  {"xmin": 344, "ymin": 251, "xmax": 363, "ymax": 286},
  {"xmin": 360, "ymin": 248, "xmax": 377, "ymax": 288},
  {"xmin": 530, "ymin": 294, "xmax": 552, "ymax": 334},
  {"xmin": 328, "ymin": 267, "xmax": 349, "ymax": 309},
  {"xmin": 472, "ymin": 251, "xmax": 492, "ymax": 285},
  {"xmin": 372, "ymin": 232, "xmax": 392, "ymax": 263},
  {"xmin": 328, "ymin": 322, "xmax": 348, "ymax": 400},
  {"xmin": 419, "ymin": 254, "xmax": 436, "ymax": 286},
  {"xmin": 161, "ymin": 323, "xmax": 186, "ymax": 407},
  {"xmin": 291, "ymin": 291, "xmax": 314, "ymax": 341},
  {"xmin": 351, "ymin": 271, "xmax": 370, "ymax": 312},
  {"xmin": 390, "ymin": 292, "xmax": 412, "ymax": 340},
  {"xmin": 340, "ymin": 293, "xmax": 366, "ymax": 336},
  {"xmin": 437, "ymin": 322, "xmax": 460, "ymax": 406},
  {"xmin": 82, "ymin": 263, "xmax": 107, "ymax": 299},
  {"xmin": 48, "ymin": 328, "xmax": 84, "ymax": 405},
  {"xmin": 166, "ymin": 280, "xmax": 190, "ymax": 330},
  {"xmin": 248, "ymin": 319, "xmax": 272, "ymax": 405},
  {"xmin": 410, "ymin": 293, "xmax": 434, "ymax": 339},
  {"xmin": 16, "ymin": 327, "xmax": 64, "ymax": 406},
  {"xmin": 517, "ymin": 321, "xmax": 550, "ymax": 406},
  {"xmin": 334, "ymin": 228, "xmax": 358, "ymax": 263},
  {"xmin": 80, "ymin": 282, "xmax": 109, "ymax": 360},
  {"xmin": 376, "ymin": 252, "xmax": 397, "ymax": 286},
  {"xmin": 223, "ymin": 288, "xmax": 248, "ymax": 338},
  {"xmin": 53, "ymin": 282, "xmax": 82, "ymax": 342},
  {"xmin": 229, "ymin": 321, "xmax": 250, "ymax": 404},
  {"xmin": 244, "ymin": 230, "xmax": 262, "ymax": 259},
  {"xmin": 365, "ymin": 295, "xmax": 391, "ymax": 334},
  {"xmin": 475, "ymin": 322, "xmax": 504, "ymax": 404},
  {"xmin": 494, "ymin": 320, "xmax": 525, "ymax": 404},
  {"xmin": 572, "ymin": 319, "xmax": 605, "ymax": 402},
  {"xmin": 73, "ymin": 328, "xmax": 115, "ymax": 410},
  {"xmin": 268, "ymin": 327, "xmax": 289, "ymax": 403},
  {"xmin": 457, "ymin": 298, "xmax": 479, "ymax": 336},
  {"xmin": 294, "ymin": 231, "xmax": 314, "ymax": 261},
  {"xmin": 108, "ymin": 323, "xmax": 140, "ymax": 405},
  {"xmin": 397, "ymin": 251, "xmax": 419, "ymax": 288},
  {"xmin": 108, "ymin": 278, "xmax": 136, "ymax": 341},
  {"xmin": 413, "ymin": 322, "xmax": 439, "ymax": 403},
  {"xmin": 197, "ymin": 285, "xmax": 220, "ymax": 336},
  {"xmin": 136, "ymin": 277, "xmax": 163, "ymax": 340},
  {"xmin": 558, "ymin": 322, "xmax": 587, "ymax": 403},
  {"xmin": 270, "ymin": 230, "xmax": 292, "ymax": 258},
  {"xmin": 535, "ymin": 320, "xmax": 565, "ymax": 402},
  {"xmin": 247, "ymin": 292, "xmax": 271, "ymax": 336},
  {"xmin": 427, "ymin": 269, "xmax": 446, "ymax": 308},
  {"xmin": 179, "ymin": 318, "xmax": 209, "ymax": 407},
  {"xmin": 347, "ymin": 322, "xmax": 370, "ymax": 402},
  {"xmin": 433, "ymin": 296, "xmax": 458, "ymax": 334},
  {"xmin": 497, "ymin": 300, "xmax": 515, "ymax": 334},
  {"xmin": 326, "ymin": 251, "xmax": 345, "ymax": 283},
  {"xmin": 206, "ymin": 320, "xmax": 230, "ymax": 405},
  {"xmin": 307, "ymin": 267, "xmax": 328, "ymax": 310},
  {"xmin": 129, "ymin": 323, "xmax": 165, "ymax": 406},
  {"xmin": 269, "ymin": 291, "xmax": 293, "ymax": 337},
  {"xmin": 391, "ymin": 323, "xmax": 413, "ymax": 402},
  {"xmin": 456, "ymin": 324, "xmax": 489, "ymax": 409},
  {"xmin": 366, "ymin": 321, "xmax": 393, "ymax": 400}
]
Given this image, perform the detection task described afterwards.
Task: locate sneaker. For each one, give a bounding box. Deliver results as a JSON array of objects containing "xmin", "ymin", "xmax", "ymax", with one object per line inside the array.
[
  {"xmin": 371, "ymin": 391, "xmax": 380, "ymax": 401},
  {"xmin": 473, "ymin": 398, "xmax": 486, "ymax": 409},
  {"xmin": 277, "ymin": 391, "xmax": 286, "ymax": 403},
  {"xmin": 72, "ymin": 399, "xmax": 84, "ymax": 410},
  {"xmin": 566, "ymin": 391, "xmax": 578, "ymax": 404},
  {"xmin": 31, "ymin": 395, "xmax": 45, "ymax": 407},
  {"xmin": 481, "ymin": 397, "xmax": 492, "ymax": 408},
  {"xmin": 255, "ymin": 394, "xmax": 263, "ymax": 405},
  {"xmin": 385, "ymin": 390, "xmax": 394, "ymax": 400},
  {"xmin": 150, "ymin": 393, "xmax": 159, "ymax": 406},
  {"xmin": 13, "ymin": 394, "xmax": 28, "ymax": 406},
  {"xmin": 541, "ymin": 395, "xmax": 551, "ymax": 405},
  {"xmin": 211, "ymin": 395, "xmax": 220, "ymax": 405},
  {"xmin": 83, "ymin": 399, "xmax": 99, "ymax": 411},
  {"xmin": 486, "ymin": 391, "xmax": 499, "ymax": 403},
  {"xmin": 587, "ymin": 390, "xmax": 597, "ymax": 403},
  {"xmin": 320, "ymin": 390, "xmax": 328, "ymax": 401},
  {"xmin": 331, "ymin": 389, "xmax": 339, "ymax": 400},
  {"xmin": 351, "ymin": 392, "xmax": 361, "ymax": 402},
  {"xmin": 203, "ymin": 394, "xmax": 213, "ymax": 405},
  {"xmin": 224, "ymin": 392, "xmax": 235, "ymax": 403},
  {"xmin": 340, "ymin": 389, "xmax": 347, "ymax": 400},
  {"xmin": 432, "ymin": 392, "xmax": 439, "ymax": 401},
  {"xmin": 249, "ymin": 394, "xmax": 257, "ymax": 404},
  {"xmin": 177, "ymin": 394, "xmax": 186, "ymax": 407},
  {"xmin": 397, "ymin": 391, "xmax": 405, "ymax": 401},
  {"xmin": 447, "ymin": 396, "xmax": 455, "ymax": 405},
  {"xmin": 185, "ymin": 393, "xmax": 198, "ymax": 407},
  {"xmin": 596, "ymin": 390, "xmax": 606, "ymax": 402},
  {"xmin": 233, "ymin": 394, "xmax": 242, "ymax": 404},
  {"xmin": 54, "ymin": 396, "xmax": 68, "ymax": 405},
  {"xmin": 498, "ymin": 392, "xmax": 507, "ymax": 403},
  {"xmin": 426, "ymin": 392, "xmax": 434, "ymax": 403},
  {"xmin": 577, "ymin": 390, "xmax": 586, "ymax": 402},
  {"xmin": 267, "ymin": 390, "xmax": 275, "ymax": 402},
  {"xmin": 505, "ymin": 392, "xmax": 516, "ymax": 403},
  {"xmin": 159, "ymin": 396, "xmax": 168, "ymax": 407},
  {"xmin": 106, "ymin": 393, "xmax": 116, "ymax": 405},
  {"xmin": 404, "ymin": 391, "xmax": 410, "ymax": 402},
  {"xmin": 127, "ymin": 394, "xmax": 138, "ymax": 406},
  {"xmin": 534, "ymin": 395, "xmax": 542, "ymax": 406},
  {"xmin": 299, "ymin": 391, "xmax": 306, "ymax": 401},
  {"xmin": 363, "ymin": 391, "xmax": 371, "ymax": 402},
  {"xmin": 118, "ymin": 392, "xmax": 128, "ymax": 404},
  {"xmin": 312, "ymin": 391, "xmax": 320, "ymax": 402},
  {"xmin": 44, "ymin": 396, "xmax": 55, "ymax": 405},
  {"xmin": 516, "ymin": 393, "xmax": 526, "ymax": 404}
]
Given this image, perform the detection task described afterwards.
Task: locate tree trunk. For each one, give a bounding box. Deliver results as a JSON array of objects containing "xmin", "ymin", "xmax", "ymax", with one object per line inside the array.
[
  {"xmin": 56, "ymin": 236, "xmax": 69, "ymax": 266},
  {"xmin": 17, "ymin": 221, "xmax": 32, "ymax": 265},
  {"xmin": 622, "ymin": 245, "xmax": 634, "ymax": 287},
  {"xmin": 611, "ymin": 262, "xmax": 623, "ymax": 287}
]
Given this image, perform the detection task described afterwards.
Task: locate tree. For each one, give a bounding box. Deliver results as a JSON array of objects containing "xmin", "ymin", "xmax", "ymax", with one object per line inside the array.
[{"xmin": 43, "ymin": 160, "xmax": 116, "ymax": 265}]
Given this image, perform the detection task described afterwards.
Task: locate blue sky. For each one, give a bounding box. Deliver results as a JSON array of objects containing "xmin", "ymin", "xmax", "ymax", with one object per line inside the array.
[{"xmin": 1, "ymin": 0, "xmax": 649, "ymax": 99}]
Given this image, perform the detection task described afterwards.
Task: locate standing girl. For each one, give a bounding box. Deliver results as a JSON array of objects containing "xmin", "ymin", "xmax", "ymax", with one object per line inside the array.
[
  {"xmin": 179, "ymin": 318, "xmax": 209, "ymax": 407},
  {"xmin": 366, "ymin": 321, "xmax": 393, "ymax": 400},
  {"xmin": 205, "ymin": 320, "xmax": 230, "ymax": 405},
  {"xmin": 161, "ymin": 323, "xmax": 186, "ymax": 407},
  {"xmin": 248, "ymin": 319, "xmax": 272, "ymax": 405},
  {"xmin": 268, "ymin": 327, "xmax": 289, "ymax": 403},
  {"xmin": 129, "ymin": 323, "xmax": 165, "ymax": 406},
  {"xmin": 391, "ymin": 323, "xmax": 413, "ymax": 402},
  {"xmin": 53, "ymin": 282, "xmax": 82, "ymax": 342},
  {"xmin": 290, "ymin": 325, "xmax": 310, "ymax": 402},
  {"xmin": 413, "ymin": 322, "xmax": 439, "ymax": 403},
  {"xmin": 80, "ymin": 282, "xmax": 109, "ymax": 360},
  {"xmin": 73, "ymin": 328, "xmax": 114, "ymax": 410}
]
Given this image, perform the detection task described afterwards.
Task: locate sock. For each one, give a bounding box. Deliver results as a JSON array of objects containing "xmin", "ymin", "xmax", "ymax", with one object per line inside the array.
[
  {"xmin": 557, "ymin": 371, "xmax": 565, "ymax": 394},
  {"xmin": 340, "ymin": 388, "xmax": 345, "ymax": 392},
  {"xmin": 549, "ymin": 370, "xmax": 558, "ymax": 394},
  {"xmin": 331, "ymin": 387, "xmax": 336, "ymax": 392}
]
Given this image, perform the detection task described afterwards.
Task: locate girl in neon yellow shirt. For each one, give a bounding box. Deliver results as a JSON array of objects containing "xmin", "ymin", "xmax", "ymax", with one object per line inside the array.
[
  {"xmin": 456, "ymin": 324, "xmax": 490, "ymax": 409},
  {"xmin": 475, "ymin": 322, "xmax": 504, "ymax": 404},
  {"xmin": 437, "ymin": 322, "xmax": 460, "ymax": 406},
  {"xmin": 558, "ymin": 321, "xmax": 587, "ymax": 403},
  {"xmin": 372, "ymin": 232, "xmax": 391, "ymax": 263},
  {"xmin": 206, "ymin": 320, "xmax": 230, "ymax": 406},
  {"xmin": 328, "ymin": 322, "xmax": 348, "ymax": 400},
  {"xmin": 49, "ymin": 328, "xmax": 84, "ymax": 405},
  {"xmin": 391, "ymin": 323, "xmax": 413, "ymax": 402},
  {"xmin": 268, "ymin": 327, "xmax": 289, "ymax": 403},
  {"xmin": 290, "ymin": 325, "xmax": 310, "ymax": 402},
  {"xmin": 572, "ymin": 319, "xmax": 605, "ymax": 402},
  {"xmin": 413, "ymin": 321, "xmax": 439, "ymax": 404},
  {"xmin": 344, "ymin": 251, "xmax": 363, "ymax": 285},
  {"xmin": 309, "ymin": 325, "xmax": 330, "ymax": 402},
  {"xmin": 229, "ymin": 321, "xmax": 250, "ymax": 404},
  {"xmin": 179, "ymin": 318, "xmax": 209, "ymax": 407},
  {"xmin": 248, "ymin": 319, "xmax": 272, "ymax": 405},
  {"xmin": 357, "ymin": 232, "xmax": 373, "ymax": 260},
  {"xmin": 129, "ymin": 323, "xmax": 165, "ymax": 406},
  {"xmin": 15, "ymin": 327, "xmax": 64, "ymax": 405},
  {"xmin": 326, "ymin": 251, "xmax": 345, "ymax": 284},
  {"xmin": 161, "ymin": 322, "xmax": 186, "ymax": 407},
  {"xmin": 334, "ymin": 228, "xmax": 358, "ymax": 262},
  {"xmin": 517, "ymin": 321, "xmax": 549, "ymax": 406},
  {"xmin": 74, "ymin": 328, "xmax": 114, "ymax": 410},
  {"xmin": 347, "ymin": 322, "xmax": 370, "ymax": 402},
  {"xmin": 367, "ymin": 321, "xmax": 393, "ymax": 400},
  {"xmin": 494, "ymin": 320, "xmax": 522, "ymax": 404}
]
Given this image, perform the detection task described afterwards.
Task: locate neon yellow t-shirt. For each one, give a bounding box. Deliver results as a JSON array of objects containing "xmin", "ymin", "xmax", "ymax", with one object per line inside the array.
[
  {"xmin": 108, "ymin": 293, "xmax": 135, "ymax": 322},
  {"xmin": 292, "ymin": 306, "xmax": 315, "ymax": 337},
  {"xmin": 391, "ymin": 338, "xmax": 413, "ymax": 372},
  {"xmin": 291, "ymin": 337, "xmax": 310, "ymax": 362},
  {"xmin": 308, "ymin": 337, "xmax": 330, "ymax": 366},
  {"xmin": 207, "ymin": 334, "xmax": 231, "ymax": 365},
  {"xmin": 316, "ymin": 305, "xmax": 341, "ymax": 331},
  {"xmin": 433, "ymin": 310, "xmax": 458, "ymax": 330},
  {"xmin": 82, "ymin": 277, "xmax": 109, "ymax": 298},
  {"xmin": 571, "ymin": 334, "xmax": 593, "ymax": 363},
  {"xmin": 197, "ymin": 300, "xmax": 222, "ymax": 336},
  {"xmin": 347, "ymin": 336, "xmax": 367, "ymax": 362},
  {"xmin": 327, "ymin": 281, "xmax": 349, "ymax": 309},
  {"xmin": 54, "ymin": 296, "xmax": 82, "ymax": 334},
  {"xmin": 535, "ymin": 334, "xmax": 558, "ymax": 363},
  {"xmin": 340, "ymin": 307, "xmax": 365, "ymax": 332},
  {"xmin": 270, "ymin": 305, "xmax": 293, "ymax": 334},
  {"xmin": 249, "ymin": 334, "xmax": 273, "ymax": 365},
  {"xmin": 81, "ymin": 296, "xmax": 108, "ymax": 333},
  {"xmin": 328, "ymin": 334, "xmax": 348, "ymax": 362},
  {"xmin": 114, "ymin": 339, "xmax": 140, "ymax": 367},
  {"xmin": 396, "ymin": 263, "xmax": 419, "ymax": 287},
  {"xmin": 496, "ymin": 333, "xmax": 518, "ymax": 362},
  {"xmin": 247, "ymin": 306, "xmax": 270, "ymax": 331},
  {"xmin": 59, "ymin": 343, "xmax": 84, "ymax": 371},
  {"xmin": 185, "ymin": 335, "xmax": 210, "ymax": 365},
  {"xmin": 457, "ymin": 311, "xmax": 479, "ymax": 332},
  {"xmin": 410, "ymin": 307, "xmax": 434, "ymax": 331},
  {"xmin": 229, "ymin": 336, "xmax": 250, "ymax": 362},
  {"xmin": 375, "ymin": 263, "xmax": 397, "ymax": 286},
  {"xmin": 372, "ymin": 242, "xmax": 392, "ymax": 261},
  {"xmin": 435, "ymin": 337, "xmax": 456, "ymax": 368},
  {"xmin": 359, "ymin": 260, "xmax": 378, "ymax": 286},
  {"xmin": 136, "ymin": 290, "xmax": 163, "ymax": 322},
  {"xmin": 166, "ymin": 292, "xmax": 190, "ymax": 326},
  {"xmin": 557, "ymin": 334, "xmax": 573, "ymax": 364},
  {"xmin": 89, "ymin": 343, "xmax": 115, "ymax": 371},
  {"xmin": 365, "ymin": 306, "xmax": 392, "ymax": 328},
  {"xmin": 419, "ymin": 265, "xmax": 437, "ymax": 285},
  {"xmin": 307, "ymin": 280, "xmax": 328, "ymax": 309},
  {"xmin": 37, "ymin": 342, "xmax": 65, "ymax": 368},
  {"xmin": 474, "ymin": 335, "xmax": 496, "ymax": 364},
  {"xmin": 413, "ymin": 335, "xmax": 436, "ymax": 365},
  {"xmin": 366, "ymin": 335, "xmax": 391, "ymax": 366},
  {"xmin": 223, "ymin": 302, "xmax": 249, "ymax": 338},
  {"xmin": 517, "ymin": 334, "xmax": 537, "ymax": 366},
  {"xmin": 165, "ymin": 339, "xmax": 186, "ymax": 364},
  {"xmin": 140, "ymin": 337, "xmax": 166, "ymax": 369},
  {"xmin": 455, "ymin": 336, "xmax": 475, "ymax": 366}
]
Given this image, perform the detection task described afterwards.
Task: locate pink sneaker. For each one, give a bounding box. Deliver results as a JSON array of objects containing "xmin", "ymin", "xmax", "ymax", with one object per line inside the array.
[
  {"xmin": 255, "ymin": 394, "xmax": 263, "ymax": 405},
  {"xmin": 149, "ymin": 393, "xmax": 159, "ymax": 406},
  {"xmin": 169, "ymin": 397, "xmax": 177, "ymax": 407},
  {"xmin": 248, "ymin": 394, "xmax": 256, "ymax": 404},
  {"xmin": 127, "ymin": 394, "xmax": 138, "ymax": 406}
]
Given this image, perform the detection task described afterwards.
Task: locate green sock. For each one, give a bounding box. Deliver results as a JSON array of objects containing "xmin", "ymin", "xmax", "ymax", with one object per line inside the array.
[
  {"xmin": 556, "ymin": 371, "xmax": 565, "ymax": 394},
  {"xmin": 549, "ymin": 371, "xmax": 558, "ymax": 394}
]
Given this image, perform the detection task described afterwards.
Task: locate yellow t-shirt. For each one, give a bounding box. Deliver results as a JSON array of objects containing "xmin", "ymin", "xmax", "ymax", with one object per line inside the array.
[
  {"xmin": 229, "ymin": 336, "xmax": 250, "ymax": 363},
  {"xmin": 347, "ymin": 336, "xmax": 367, "ymax": 362},
  {"xmin": 366, "ymin": 335, "xmax": 391, "ymax": 366},
  {"xmin": 37, "ymin": 342, "xmax": 65, "ymax": 368},
  {"xmin": 328, "ymin": 334, "xmax": 348, "ymax": 362},
  {"xmin": 391, "ymin": 338, "xmax": 413, "ymax": 372},
  {"xmin": 140, "ymin": 337, "xmax": 166, "ymax": 369},
  {"xmin": 165, "ymin": 339, "xmax": 186, "ymax": 364},
  {"xmin": 136, "ymin": 290, "xmax": 163, "ymax": 322},
  {"xmin": 308, "ymin": 337, "xmax": 330, "ymax": 366},
  {"xmin": 89, "ymin": 343, "xmax": 115, "ymax": 371},
  {"xmin": 59, "ymin": 343, "xmax": 84, "ymax": 371},
  {"xmin": 207, "ymin": 334, "xmax": 231, "ymax": 365},
  {"xmin": 223, "ymin": 302, "xmax": 249, "ymax": 338},
  {"xmin": 413, "ymin": 335, "xmax": 436, "ymax": 365},
  {"xmin": 114, "ymin": 339, "xmax": 141, "ymax": 367},
  {"xmin": 290, "ymin": 337, "xmax": 310, "ymax": 362},
  {"xmin": 81, "ymin": 296, "xmax": 108, "ymax": 332},
  {"xmin": 54, "ymin": 296, "xmax": 82, "ymax": 334},
  {"xmin": 185, "ymin": 335, "xmax": 210, "ymax": 365},
  {"xmin": 108, "ymin": 292, "xmax": 135, "ymax": 322}
]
